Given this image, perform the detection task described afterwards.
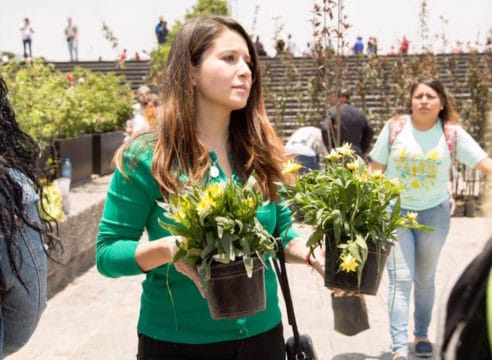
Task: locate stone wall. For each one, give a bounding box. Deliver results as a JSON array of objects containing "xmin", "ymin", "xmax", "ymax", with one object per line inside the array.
[{"xmin": 46, "ymin": 176, "xmax": 110, "ymax": 297}]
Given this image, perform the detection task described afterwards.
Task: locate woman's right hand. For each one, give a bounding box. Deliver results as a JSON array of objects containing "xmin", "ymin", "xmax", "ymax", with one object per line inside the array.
[{"xmin": 174, "ymin": 260, "xmax": 206, "ymax": 298}]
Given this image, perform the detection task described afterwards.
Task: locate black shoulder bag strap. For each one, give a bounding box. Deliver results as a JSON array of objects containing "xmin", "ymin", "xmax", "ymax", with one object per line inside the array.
[{"xmin": 272, "ymin": 228, "xmax": 303, "ymax": 356}]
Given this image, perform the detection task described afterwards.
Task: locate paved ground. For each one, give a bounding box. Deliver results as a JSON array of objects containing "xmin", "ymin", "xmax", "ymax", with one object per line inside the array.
[{"xmin": 7, "ymin": 179, "xmax": 492, "ymax": 359}]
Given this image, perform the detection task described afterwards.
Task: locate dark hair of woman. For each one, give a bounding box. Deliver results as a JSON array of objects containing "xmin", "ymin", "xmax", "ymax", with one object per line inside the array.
[
  {"xmin": 0, "ymin": 77, "xmax": 58, "ymax": 287},
  {"xmin": 407, "ymin": 76, "xmax": 460, "ymax": 124}
]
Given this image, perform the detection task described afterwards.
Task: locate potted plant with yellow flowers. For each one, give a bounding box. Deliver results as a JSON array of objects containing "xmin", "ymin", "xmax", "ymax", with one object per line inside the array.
[
  {"xmin": 157, "ymin": 174, "xmax": 277, "ymax": 319},
  {"xmin": 281, "ymin": 143, "xmax": 432, "ymax": 295}
]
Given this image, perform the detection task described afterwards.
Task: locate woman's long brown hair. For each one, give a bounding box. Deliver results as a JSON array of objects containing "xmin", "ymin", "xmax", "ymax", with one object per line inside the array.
[{"xmin": 151, "ymin": 16, "xmax": 286, "ymax": 201}]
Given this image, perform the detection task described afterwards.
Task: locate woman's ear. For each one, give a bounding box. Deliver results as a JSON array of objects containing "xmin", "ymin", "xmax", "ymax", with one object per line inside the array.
[{"xmin": 190, "ymin": 66, "xmax": 198, "ymax": 87}]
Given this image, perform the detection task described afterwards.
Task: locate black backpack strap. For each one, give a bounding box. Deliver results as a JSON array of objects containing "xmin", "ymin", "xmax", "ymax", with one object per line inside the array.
[{"xmin": 272, "ymin": 227, "xmax": 303, "ymax": 355}]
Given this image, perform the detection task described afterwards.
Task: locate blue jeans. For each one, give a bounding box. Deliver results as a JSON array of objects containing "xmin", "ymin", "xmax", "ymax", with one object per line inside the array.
[
  {"xmin": 0, "ymin": 172, "xmax": 47, "ymax": 358},
  {"xmin": 387, "ymin": 198, "xmax": 451, "ymax": 354},
  {"xmin": 295, "ymin": 154, "xmax": 320, "ymax": 174},
  {"xmin": 67, "ymin": 37, "xmax": 78, "ymax": 61},
  {"xmin": 22, "ymin": 39, "xmax": 32, "ymax": 58}
]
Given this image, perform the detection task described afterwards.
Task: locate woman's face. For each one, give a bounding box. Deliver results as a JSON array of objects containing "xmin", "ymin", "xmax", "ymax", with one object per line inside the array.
[
  {"xmin": 411, "ymin": 83, "xmax": 443, "ymax": 120},
  {"xmin": 193, "ymin": 28, "xmax": 252, "ymax": 113}
]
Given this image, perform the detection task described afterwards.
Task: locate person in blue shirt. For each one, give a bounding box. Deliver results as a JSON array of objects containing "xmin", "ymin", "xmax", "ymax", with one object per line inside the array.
[
  {"xmin": 155, "ymin": 16, "xmax": 168, "ymax": 45},
  {"xmin": 369, "ymin": 77, "xmax": 492, "ymax": 360},
  {"xmin": 353, "ymin": 36, "xmax": 364, "ymax": 54}
]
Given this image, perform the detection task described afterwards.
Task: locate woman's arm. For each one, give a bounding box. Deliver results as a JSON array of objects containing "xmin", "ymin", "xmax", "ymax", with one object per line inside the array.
[
  {"xmin": 135, "ymin": 236, "xmax": 178, "ymax": 272},
  {"xmin": 368, "ymin": 161, "xmax": 386, "ymax": 173},
  {"xmin": 284, "ymin": 238, "xmax": 325, "ymax": 276},
  {"xmin": 475, "ymin": 157, "xmax": 492, "ymax": 177}
]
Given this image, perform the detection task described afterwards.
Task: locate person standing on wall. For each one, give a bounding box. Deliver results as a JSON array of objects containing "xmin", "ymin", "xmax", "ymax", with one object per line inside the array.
[
  {"xmin": 400, "ymin": 36, "xmax": 410, "ymax": 55},
  {"xmin": 369, "ymin": 76, "xmax": 492, "ymax": 360},
  {"xmin": 155, "ymin": 16, "xmax": 168, "ymax": 45},
  {"xmin": 64, "ymin": 17, "xmax": 78, "ymax": 62},
  {"xmin": 19, "ymin": 18, "xmax": 34, "ymax": 60}
]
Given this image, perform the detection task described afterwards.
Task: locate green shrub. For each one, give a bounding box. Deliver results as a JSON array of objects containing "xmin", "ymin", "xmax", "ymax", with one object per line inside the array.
[{"xmin": 1, "ymin": 59, "xmax": 133, "ymax": 146}]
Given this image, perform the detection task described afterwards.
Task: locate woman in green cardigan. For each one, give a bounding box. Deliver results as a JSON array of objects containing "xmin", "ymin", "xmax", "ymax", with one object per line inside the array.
[{"xmin": 96, "ymin": 16, "xmax": 324, "ymax": 360}]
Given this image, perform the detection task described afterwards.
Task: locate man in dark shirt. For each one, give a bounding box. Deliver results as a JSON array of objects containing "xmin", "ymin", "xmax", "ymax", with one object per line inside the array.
[{"xmin": 322, "ymin": 89, "xmax": 374, "ymax": 160}]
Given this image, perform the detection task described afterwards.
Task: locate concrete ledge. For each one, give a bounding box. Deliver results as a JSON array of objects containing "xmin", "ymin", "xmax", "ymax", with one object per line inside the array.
[{"xmin": 47, "ymin": 175, "xmax": 111, "ymax": 297}]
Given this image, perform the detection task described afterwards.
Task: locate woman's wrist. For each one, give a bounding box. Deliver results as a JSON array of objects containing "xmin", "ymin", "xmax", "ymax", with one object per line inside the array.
[{"xmin": 305, "ymin": 250, "xmax": 313, "ymax": 266}]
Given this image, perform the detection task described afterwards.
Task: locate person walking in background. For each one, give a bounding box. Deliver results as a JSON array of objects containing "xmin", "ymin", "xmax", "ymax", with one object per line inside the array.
[
  {"xmin": 155, "ymin": 16, "xmax": 168, "ymax": 45},
  {"xmin": 400, "ymin": 36, "xmax": 410, "ymax": 55},
  {"xmin": 275, "ymin": 36, "xmax": 285, "ymax": 56},
  {"xmin": 124, "ymin": 85, "xmax": 150, "ymax": 142},
  {"xmin": 322, "ymin": 88, "xmax": 374, "ymax": 160},
  {"xmin": 254, "ymin": 35, "xmax": 267, "ymax": 56},
  {"xmin": 130, "ymin": 93, "xmax": 159, "ymax": 138},
  {"xmin": 286, "ymin": 34, "xmax": 297, "ymax": 57},
  {"xmin": 19, "ymin": 18, "xmax": 34, "ymax": 60},
  {"xmin": 96, "ymin": 15, "xmax": 324, "ymax": 359},
  {"xmin": 64, "ymin": 17, "xmax": 78, "ymax": 62},
  {"xmin": 119, "ymin": 49, "xmax": 127, "ymax": 62},
  {"xmin": 0, "ymin": 76, "xmax": 59, "ymax": 359},
  {"xmin": 369, "ymin": 77, "xmax": 492, "ymax": 360},
  {"xmin": 284, "ymin": 126, "xmax": 328, "ymax": 173},
  {"xmin": 302, "ymin": 42, "xmax": 313, "ymax": 57},
  {"xmin": 353, "ymin": 36, "xmax": 364, "ymax": 55},
  {"xmin": 142, "ymin": 93, "xmax": 159, "ymax": 129},
  {"xmin": 367, "ymin": 36, "xmax": 378, "ymax": 55}
]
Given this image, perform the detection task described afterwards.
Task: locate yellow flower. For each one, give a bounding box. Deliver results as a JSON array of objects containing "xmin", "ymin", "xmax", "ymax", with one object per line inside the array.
[
  {"xmin": 411, "ymin": 180, "xmax": 420, "ymax": 189},
  {"xmin": 427, "ymin": 149, "xmax": 440, "ymax": 161},
  {"xmin": 336, "ymin": 143, "xmax": 355, "ymax": 157},
  {"xmin": 405, "ymin": 212, "xmax": 418, "ymax": 224},
  {"xmin": 173, "ymin": 210, "xmax": 186, "ymax": 223},
  {"xmin": 282, "ymin": 160, "xmax": 302, "ymax": 175},
  {"xmin": 389, "ymin": 178, "xmax": 401, "ymax": 187},
  {"xmin": 371, "ymin": 170, "xmax": 383, "ymax": 178},
  {"xmin": 339, "ymin": 253, "xmax": 358, "ymax": 273},
  {"xmin": 207, "ymin": 182, "xmax": 224, "ymax": 199},
  {"xmin": 325, "ymin": 152, "xmax": 342, "ymax": 161},
  {"xmin": 196, "ymin": 194, "xmax": 215, "ymax": 216},
  {"xmin": 346, "ymin": 162, "xmax": 359, "ymax": 171},
  {"xmin": 358, "ymin": 173, "xmax": 368, "ymax": 183},
  {"xmin": 246, "ymin": 197, "xmax": 255, "ymax": 208}
]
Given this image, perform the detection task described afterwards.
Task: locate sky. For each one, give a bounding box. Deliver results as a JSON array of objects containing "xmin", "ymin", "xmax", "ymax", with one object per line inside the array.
[{"xmin": 1, "ymin": 0, "xmax": 491, "ymax": 61}]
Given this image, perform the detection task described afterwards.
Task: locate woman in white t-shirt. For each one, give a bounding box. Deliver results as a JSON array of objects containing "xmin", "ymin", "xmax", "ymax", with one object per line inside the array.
[{"xmin": 369, "ymin": 77, "xmax": 492, "ymax": 360}]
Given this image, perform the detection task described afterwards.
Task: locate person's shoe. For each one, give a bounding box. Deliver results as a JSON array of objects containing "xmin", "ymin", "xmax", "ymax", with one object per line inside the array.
[
  {"xmin": 392, "ymin": 352, "xmax": 407, "ymax": 360},
  {"xmin": 415, "ymin": 340, "xmax": 433, "ymax": 357}
]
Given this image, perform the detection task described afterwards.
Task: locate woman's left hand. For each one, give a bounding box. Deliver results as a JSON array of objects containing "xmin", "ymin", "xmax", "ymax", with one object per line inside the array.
[{"xmin": 308, "ymin": 246, "xmax": 325, "ymax": 276}]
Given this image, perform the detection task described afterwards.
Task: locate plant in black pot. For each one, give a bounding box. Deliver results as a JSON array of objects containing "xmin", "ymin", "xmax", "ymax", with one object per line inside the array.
[
  {"xmin": 281, "ymin": 143, "xmax": 432, "ymax": 295},
  {"xmin": 157, "ymin": 174, "xmax": 276, "ymax": 319}
]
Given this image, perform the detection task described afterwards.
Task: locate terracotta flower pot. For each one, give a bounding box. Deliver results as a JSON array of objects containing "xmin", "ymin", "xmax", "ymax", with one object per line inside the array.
[{"xmin": 206, "ymin": 257, "xmax": 266, "ymax": 320}]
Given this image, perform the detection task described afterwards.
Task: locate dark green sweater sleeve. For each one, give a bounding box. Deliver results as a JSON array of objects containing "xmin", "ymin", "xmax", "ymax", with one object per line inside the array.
[{"xmin": 96, "ymin": 139, "xmax": 159, "ymax": 278}]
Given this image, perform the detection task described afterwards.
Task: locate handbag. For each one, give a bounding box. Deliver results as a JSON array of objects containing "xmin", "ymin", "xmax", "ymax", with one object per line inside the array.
[{"xmin": 272, "ymin": 230, "xmax": 318, "ymax": 360}]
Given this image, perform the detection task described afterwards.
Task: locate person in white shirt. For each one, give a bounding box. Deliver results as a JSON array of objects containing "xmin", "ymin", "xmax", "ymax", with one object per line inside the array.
[
  {"xmin": 285, "ymin": 126, "xmax": 328, "ymax": 173},
  {"xmin": 19, "ymin": 18, "xmax": 34, "ymax": 59},
  {"xmin": 64, "ymin": 17, "xmax": 78, "ymax": 62}
]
